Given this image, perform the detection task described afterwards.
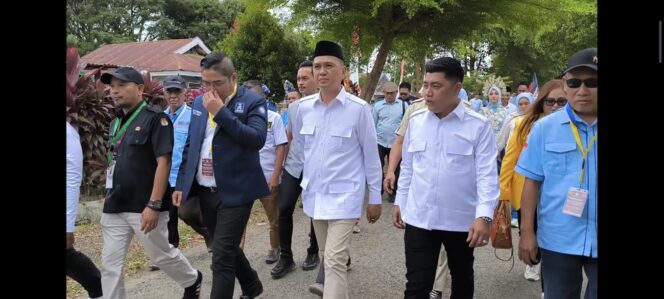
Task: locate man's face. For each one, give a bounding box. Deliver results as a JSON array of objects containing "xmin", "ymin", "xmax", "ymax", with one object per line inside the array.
[
  {"xmin": 201, "ymin": 69, "xmax": 236, "ymax": 100},
  {"xmin": 399, "ymin": 88, "xmax": 411, "ymax": 100},
  {"xmin": 423, "ymin": 72, "xmax": 461, "ymax": 115},
  {"xmin": 248, "ymin": 86, "xmax": 267, "ymax": 99},
  {"xmin": 488, "ymin": 90, "xmax": 500, "ymax": 103},
  {"xmin": 563, "ymin": 67, "xmax": 598, "ymax": 118},
  {"xmin": 385, "ymin": 91, "xmax": 397, "ymax": 103},
  {"xmin": 313, "ymin": 56, "xmax": 346, "ymax": 92},
  {"xmin": 287, "ymin": 91, "xmax": 301, "ymax": 104},
  {"xmin": 517, "ymin": 84, "xmax": 529, "ymax": 94},
  {"xmin": 502, "ymin": 93, "xmax": 510, "ymax": 105},
  {"xmin": 164, "ymin": 87, "xmax": 186, "ymax": 111},
  {"xmin": 109, "ymin": 78, "xmax": 144, "ymax": 109},
  {"xmin": 297, "ymin": 67, "xmax": 317, "ymax": 96}
]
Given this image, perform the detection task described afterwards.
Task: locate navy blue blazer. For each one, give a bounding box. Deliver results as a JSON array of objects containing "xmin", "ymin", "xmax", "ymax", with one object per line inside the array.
[{"xmin": 176, "ymin": 85, "xmax": 270, "ymax": 207}]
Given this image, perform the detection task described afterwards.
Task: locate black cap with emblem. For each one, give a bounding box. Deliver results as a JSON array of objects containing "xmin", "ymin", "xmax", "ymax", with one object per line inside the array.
[{"xmin": 563, "ymin": 48, "xmax": 598, "ymax": 74}]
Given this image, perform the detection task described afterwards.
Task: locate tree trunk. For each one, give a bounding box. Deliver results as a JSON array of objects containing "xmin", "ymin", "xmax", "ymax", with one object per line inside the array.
[{"xmin": 360, "ymin": 34, "xmax": 395, "ymax": 101}]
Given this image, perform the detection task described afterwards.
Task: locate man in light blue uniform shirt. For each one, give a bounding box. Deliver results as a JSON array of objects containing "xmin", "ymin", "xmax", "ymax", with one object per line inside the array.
[
  {"xmin": 516, "ymin": 48, "xmax": 598, "ymax": 299},
  {"xmin": 470, "ymin": 93, "xmax": 483, "ymax": 112},
  {"xmin": 372, "ymin": 81, "xmax": 407, "ymax": 200},
  {"xmin": 162, "ymin": 76, "xmax": 212, "ymax": 254}
]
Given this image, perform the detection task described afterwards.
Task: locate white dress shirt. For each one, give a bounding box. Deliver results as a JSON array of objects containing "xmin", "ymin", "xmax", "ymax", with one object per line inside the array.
[
  {"xmin": 66, "ymin": 122, "xmax": 83, "ymax": 233},
  {"xmin": 396, "ymin": 100, "xmax": 499, "ymax": 232},
  {"xmin": 259, "ymin": 110, "xmax": 288, "ymax": 182},
  {"xmin": 196, "ymin": 115, "xmax": 217, "ymax": 187},
  {"xmin": 293, "ymin": 88, "xmax": 382, "ymax": 220}
]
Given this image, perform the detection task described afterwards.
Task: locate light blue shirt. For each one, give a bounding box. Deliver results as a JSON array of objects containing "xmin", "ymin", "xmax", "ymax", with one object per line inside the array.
[
  {"xmin": 516, "ymin": 105, "xmax": 597, "ymax": 258},
  {"xmin": 372, "ymin": 99, "xmax": 407, "ymax": 148},
  {"xmin": 164, "ymin": 104, "xmax": 192, "ymax": 187},
  {"xmin": 470, "ymin": 98, "xmax": 483, "ymax": 112}
]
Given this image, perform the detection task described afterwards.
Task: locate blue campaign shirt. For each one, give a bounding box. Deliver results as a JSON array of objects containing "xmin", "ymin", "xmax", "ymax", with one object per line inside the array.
[
  {"xmin": 515, "ymin": 105, "xmax": 597, "ymax": 258},
  {"xmin": 470, "ymin": 99, "xmax": 483, "ymax": 112},
  {"xmin": 281, "ymin": 110, "xmax": 289, "ymax": 127},
  {"xmin": 164, "ymin": 104, "xmax": 192, "ymax": 187},
  {"xmin": 372, "ymin": 99, "xmax": 407, "ymax": 148}
]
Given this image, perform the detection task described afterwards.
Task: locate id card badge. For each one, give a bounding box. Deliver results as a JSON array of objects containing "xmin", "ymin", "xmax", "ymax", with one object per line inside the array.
[
  {"xmin": 202, "ymin": 158, "xmax": 214, "ymax": 177},
  {"xmin": 106, "ymin": 160, "xmax": 116, "ymax": 189},
  {"xmin": 563, "ymin": 187, "xmax": 588, "ymax": 217}
]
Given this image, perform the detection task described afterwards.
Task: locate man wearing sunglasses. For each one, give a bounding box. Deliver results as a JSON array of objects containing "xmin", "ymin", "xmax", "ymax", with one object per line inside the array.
[
  {"xmin": 516, "ymin": 48, "xmax": 598, "ymax": 299},
  {"xmin": 173, "ymin": 52, "xmax": 269, "ymax": 299}
]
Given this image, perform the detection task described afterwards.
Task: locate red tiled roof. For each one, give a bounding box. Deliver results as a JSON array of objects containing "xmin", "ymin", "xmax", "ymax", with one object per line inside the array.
[{"xmin": 81, "ymin": 39, "xmax": 204, "ymax": 72}]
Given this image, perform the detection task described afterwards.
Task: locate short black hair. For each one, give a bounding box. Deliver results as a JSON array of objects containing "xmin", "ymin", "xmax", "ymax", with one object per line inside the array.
[
  {"xmin": 399, "ymin": 82, "xmax": 411, "ymax": 90},
  {"xmin": 517, "ymin": 81, "xmax": 529, "ymax": 88},
  {"xmin": 200, "ymin": 52, "xmax": 235, "ymax": 77},
  {"xmin": 299, "ymin": 60, "xmax": 313, "ymax": 69},
  {"xmin": 425, "ymin": 57, "xmax": 464, "ymax": 83},
  {"xmin": 505, "ymin": 86, "xmax": 512, "ymax": 93},
  {"xmin": 242, "ymin": 80, "xmax": 262, "ymax": 90}
]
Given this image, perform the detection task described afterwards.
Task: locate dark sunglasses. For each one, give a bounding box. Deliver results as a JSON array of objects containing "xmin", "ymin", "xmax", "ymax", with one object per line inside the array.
[
  {"xmin": 543, "ymin": 97, "xmax": 568, "ymax": 106},
  {"xmin": 566, "ymin": 78, "xmax": 598, "ymax": 88}
]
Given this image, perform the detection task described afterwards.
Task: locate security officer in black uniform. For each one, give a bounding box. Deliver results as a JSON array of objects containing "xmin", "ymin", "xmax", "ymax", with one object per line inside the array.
[{"xmin": 100, "ymin": 67, "xmax": 202, "ymax": 299}]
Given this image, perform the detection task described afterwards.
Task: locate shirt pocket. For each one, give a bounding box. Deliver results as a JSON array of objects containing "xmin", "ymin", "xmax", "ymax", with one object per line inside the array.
[
  {"xmin": 300, "ymin": 124, "xmax": 315, "ymax": 150},
  {"xmin": 128, "ymin": 131, "xmax": 149, "ymax": 146},
  {"xmin": 329, "ymin": 126, "xmax": 353, "ymax": 152},
  {"xmin": 445, "ymin": 140, "xmax": 473, "ymax": 172},
  {"xmin": 544, "ymin": 142, "xmax": 577, "ymax": 175},
  {"xmin": 407, "ymin": 139, "xmax": 427, "ymax": 166},
  {"xmin": 327, "ymin": 180, "xmax": 356, "ymax": 209}
]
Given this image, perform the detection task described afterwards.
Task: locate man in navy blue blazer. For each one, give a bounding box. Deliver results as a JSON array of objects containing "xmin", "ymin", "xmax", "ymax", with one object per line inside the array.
[{"xmin": 172, "ymin": 51, "xmax": 269, "ymax": 299}]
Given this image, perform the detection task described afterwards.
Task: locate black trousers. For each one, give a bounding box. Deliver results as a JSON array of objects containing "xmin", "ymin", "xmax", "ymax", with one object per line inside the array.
[
  {"xmin": 278, "ymin": 170, "xmax": 318, "ymax": 261},
  {"xmin": 404, "ymin": 224, "xmax": 475, "ymax": 299},
  {"xmin": 199, "ymin": 187, "xmax": 261, "ymax": 299},
  {"xmin": 166, "ymin": 187, "xmax": 213, "ymax": 248},
  {"xmin": 517, "ymin": 209, "xmax": 543, "ymax": 291},
  {"xmin": 378, "ymin": 144, "xmax": 400, "ymax": 194},
  {"xmin": 167, "ymin": 204, "xmax": 180, "ymax": 248},
  {"xmin": 66, "ymin": 247, "xmax": 103, "ymax": 298}
]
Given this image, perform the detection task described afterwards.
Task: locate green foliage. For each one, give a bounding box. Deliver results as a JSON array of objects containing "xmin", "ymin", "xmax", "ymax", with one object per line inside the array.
[
  {"xmin": 159, "ymin": 0, "xmax": 245, "ymax": 48},
  {"xmin": 219, "ymin": 4, "xmax": 310, "ymax": 100}
]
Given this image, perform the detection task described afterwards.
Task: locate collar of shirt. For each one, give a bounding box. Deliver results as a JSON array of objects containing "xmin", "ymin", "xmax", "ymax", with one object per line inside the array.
[
  {"xmin": 116, "ymin": 101, "xmax": 145, "ymax": 122},
  {"xmin": 561, "ymin": 104, "xmax": 597, "ymax": 128},
  {"xmin": 165, "ymin": 104, "xmax": 186, "ymax": 122},
  {"xmin": 315, "ymin": 87, "xmax": 347, "ymax": 107},
  {"xmin": 424, "ymin": 99, "xmax": 466, "ymax": 122}
]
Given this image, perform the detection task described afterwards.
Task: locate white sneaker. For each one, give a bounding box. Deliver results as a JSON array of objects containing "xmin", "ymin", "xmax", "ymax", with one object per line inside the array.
[
  {"xmin": 511, "ymin": 218, "xmax": 519, "ymax": 228},
  {"xmin": 524, "ymin": 263, "xmax": 541, "ymax": 281}
]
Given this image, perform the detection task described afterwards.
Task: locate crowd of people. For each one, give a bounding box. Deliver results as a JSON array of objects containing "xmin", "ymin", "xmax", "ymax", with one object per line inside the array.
[{"xmin": 66, "ymin": 40, "xmax": 598, "ymax": 299}]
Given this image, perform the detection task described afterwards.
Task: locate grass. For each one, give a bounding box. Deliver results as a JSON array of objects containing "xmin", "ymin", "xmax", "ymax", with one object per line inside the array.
[{"xmin": 66, "ymin": 203, "xmax": 274, "ymax": 299}]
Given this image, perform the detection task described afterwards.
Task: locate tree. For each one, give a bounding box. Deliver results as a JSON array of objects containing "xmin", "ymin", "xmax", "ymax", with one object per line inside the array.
[
  {"xmin": 273, "ymin": 0, "xmax": 578, "ymax": 101},
  {"xmin": 220, "ymin": 3, "xmax": 310, "ymax": 100},
  {"xmin": 66, "ymin": 0, "xmax": 166, "ymax": 55},
  {"xmin": 160, "ymin": 0, "xmax": 245, "ymax": 48}
]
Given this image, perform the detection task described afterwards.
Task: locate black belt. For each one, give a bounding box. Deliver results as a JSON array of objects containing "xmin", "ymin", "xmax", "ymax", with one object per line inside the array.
[{"xmin": 200, "ymin": 186, "xmax": 218, "ymax": 193}]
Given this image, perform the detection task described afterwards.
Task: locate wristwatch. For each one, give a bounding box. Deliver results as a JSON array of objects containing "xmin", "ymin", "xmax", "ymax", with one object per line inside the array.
[
  {"xmin": 146, "ymin": 200, "xmax": 163, "ymax": 211},
  {"xmin": 479, "ymin": 216, "xmax": 492, "ymax": 224}
]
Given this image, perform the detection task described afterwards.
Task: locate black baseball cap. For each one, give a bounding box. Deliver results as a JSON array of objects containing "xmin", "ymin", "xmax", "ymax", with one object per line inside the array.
[
  {"xmin": 100, "ymin": 67, "xmax": 144, "ymax": 85},
  {"xmin": 563, "ymin": 48, "xmax": 598, "ymax": 74},
  {"xmin": 163, "ymin": 75, "xmax": 186, "ymax": 91}
]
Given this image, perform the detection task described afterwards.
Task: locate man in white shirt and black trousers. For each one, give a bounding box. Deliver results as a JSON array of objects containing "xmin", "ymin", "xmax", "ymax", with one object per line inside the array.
[
  {"xmin": 393, "ymin": 57, "xmax": 499, "ymax": 299},
  {"xmin": 292, "ymin": 40, "xmax": 383, "ymax": 299}
]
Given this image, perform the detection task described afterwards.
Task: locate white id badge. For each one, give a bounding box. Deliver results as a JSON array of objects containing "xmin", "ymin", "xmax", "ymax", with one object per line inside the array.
[
  {"xmin": 563, "ymin": 187, "xmax": 588, "ymax": 217},
  {"xmin": 106, "ymin": 160, "xmax": 116, "ymax": 189}
]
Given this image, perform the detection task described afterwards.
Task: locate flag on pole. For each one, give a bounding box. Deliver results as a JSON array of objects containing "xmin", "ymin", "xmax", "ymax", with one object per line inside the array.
[{"xmin": 529, "ymin": 72, "xmax": 539, "ymax": 99}]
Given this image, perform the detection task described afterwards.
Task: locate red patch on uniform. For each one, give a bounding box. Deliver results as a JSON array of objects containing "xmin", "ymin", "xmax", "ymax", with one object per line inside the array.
[
  {"xmin": 160, "ymin": 117, "xmax": 168, "ymax": 126},
  {"xmin": 524, "ymin": 143, "xmax": 528, "ymax": 148}
]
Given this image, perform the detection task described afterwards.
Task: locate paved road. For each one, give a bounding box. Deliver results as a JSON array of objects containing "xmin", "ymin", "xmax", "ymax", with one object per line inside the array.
[{"xmin": 93, "ymin": 199, "xmax": 557, "ymax": 299}]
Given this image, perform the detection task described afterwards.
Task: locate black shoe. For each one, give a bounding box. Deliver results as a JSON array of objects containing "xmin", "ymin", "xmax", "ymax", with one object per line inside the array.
[
  {"xmin": 271, "ymin": 258, "xmax": 295, "ymax": 279},
  {"xmin": 183, "ymin": 270, "xmax": 202, "ymax": 299},
  {"xmin": 302, "ymin": 252, "xmax": 320, "ymax": 271},
  {"xmin": 149, "ymin": 264, "xmax": 160, "ymax": 271},
  {"xmin": 239, "ymin": 280, "xmax": 263, "ymax": 299},
  {"xmin": 265, "ymin": 249, "xmax": 279, "ymax": 264}
]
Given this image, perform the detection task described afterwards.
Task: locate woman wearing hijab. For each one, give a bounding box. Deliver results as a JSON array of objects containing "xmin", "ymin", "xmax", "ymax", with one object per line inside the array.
[
  {"xmin": 481, "ymin": 86, "xmax": 509, "ymax": 140},
  {"xmin": 496, "ymin": 92, "xmax": 535, "ymax": 154},
  {"xmin": 498, "ymin": 79, "xmax": 567, "ymax": 296}
]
